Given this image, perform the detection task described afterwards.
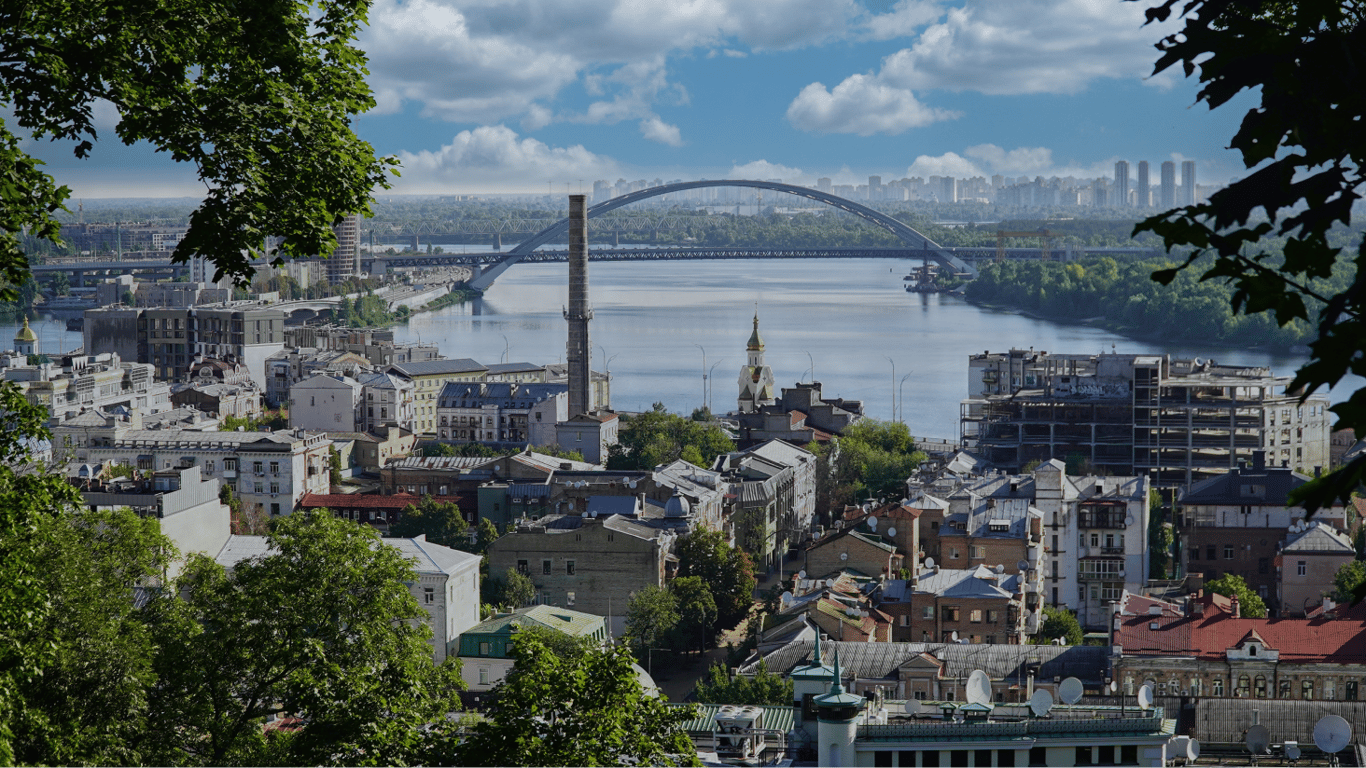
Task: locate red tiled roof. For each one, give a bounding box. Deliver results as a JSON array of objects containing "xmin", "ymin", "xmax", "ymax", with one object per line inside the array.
[
  {"xmin": 299, "ymin": 492, "xmax": 469, "ymax": 509},
  {"xmin": 1116, "ymin": 598, "xmax": 1366, "ymax": 662}
]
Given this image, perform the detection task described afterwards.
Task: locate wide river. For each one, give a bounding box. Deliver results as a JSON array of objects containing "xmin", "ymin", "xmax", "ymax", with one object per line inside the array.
[{"xmin": 12, "ymin": 257, "xmax": 1360, "ymax": 441}]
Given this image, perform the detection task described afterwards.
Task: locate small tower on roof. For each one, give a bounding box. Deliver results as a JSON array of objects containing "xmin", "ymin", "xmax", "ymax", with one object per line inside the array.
[
  {"xmin": 736, "ymin": 309, "xmax": 776, "ymax": 414},
  {"xmin": 14, "ymin": 317, "xmax": 37, "ymax": 357},
  {"xmin": 815, "ymin": 647, "xmax": 863, "ymax": 767}
]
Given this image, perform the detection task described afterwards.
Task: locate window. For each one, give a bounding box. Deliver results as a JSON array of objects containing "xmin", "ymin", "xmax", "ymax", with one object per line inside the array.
[
  {"xmin": 1207, "ymin": 545, "xmax": 1216, "ymax": 560},
  {"xmin": 566, "ymin": 591, "xmax": 575, "ymax": 606},
  {"xmin": 969, "ymin": 609, "xmax": 983, "ymax": 623},
  {"xmin": 942, "ymin": 607, "xmax": 960, "ymax": 622},
  {"xmin": 1090, "ymin": 533, "xmax": 1100, "ymax": 547},
  {"xmin": 1213, "ymin": 678, "xmax": 1224, "ymax": 697},
  {"xmin": 1280, "ymin": 680, "xmax": 1292, "ymax": 698},
  {"xmin": 270, "ymin": 503, "xmax": 280, "ymax": 516},
  {"xmin": 970, "ymin": 545, "xmax": 985, "ymax": 559},
  {"xmin": 921, "ymin": 606, "xmax": 935, "ymax": 619},
  {"xmin": 516, "ymin": 560, "xmax": 529, "ymax": 575},
  {"xmin": 424, "ymin": 587, "xmax": 434, "ymax": 604},
  {"xmin": 269, "ymin": 482, "xmax": 279, "ymax": 494},
  {"xmin": 479, "ymin": 641, "xmax": 490, "ymax": 656},
  {"xmin": 1254, "ymin": 676, "xmax": 1267, "ymax": 698},
  {"xmin": 1191, "ymin": 547, "xmax": 1200, "ymax": 561},
  {"xmin": 1298, "ymin": 560, "xmax": 1307, "ymax": 576},
  {"xmin": 1347, "ymin": 681, "xmax": 1358, "ymax": 701},
  {"xmin": 542, "ymin": 560, "xmax": 552, "ymax": 575},
  {"xmin": 1237, "ymin": 675, "xmax": 1250, "ymax": 697},
  {"xmin": 987, "ymin": 610, "xmax": 999, "ymax": 623},
  {"xmin": 269, "ymin": 461, "xmax": 279, "ymax": 474},
  {"xmin": 1224, "ymin": 545, "xmax": 1235, "ymax": 560},
  {"xmin": 1327, "ymin": 680, "xmax": 1337, "ymax": 700},
  {"xmin": 566, "ymin": 560, "xmax": 576, "ymax": 576},
  {"xmin": 1303, "ymin": 680, "xmax": 1315, "ymax": 700},
  {"xmin": 949, "ymin": 547, "xmax": 960, "ymax": 560},
  {"xmin": 1259, "ymin": 557, "xmax": 1269, "ymax": 573},
  {"xmin": 254, "ymin": 483, "xmax": 263, "ymax": 494},
  {"xmin": 205, "ymin": 460, "xmax": 215, "ymax": 473}
]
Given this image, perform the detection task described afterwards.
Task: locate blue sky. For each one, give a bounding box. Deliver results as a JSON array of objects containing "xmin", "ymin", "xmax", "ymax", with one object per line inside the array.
[{"xmin": 27, "ymin": 0, "xmax": 1255, "ymax": 197}]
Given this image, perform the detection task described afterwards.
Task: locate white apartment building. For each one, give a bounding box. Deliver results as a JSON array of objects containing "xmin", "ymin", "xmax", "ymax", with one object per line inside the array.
[
  {"xmin": 4, "ymin": 351, "xmax": 172, "ymax": 423},
  {"xmin": 435, "ymin": 381, "xmax": 568, "ymax": 447},
  {"xmin": 76, "ymin": 427, "xmax": 331, "ymax": 517},
  {"xmin": 290, "ymin": 373, "xmax": 363, "ymax": 432},
  {"xmin": 358, "ymin": 371, "xmax": 415, "ymax": 433}
]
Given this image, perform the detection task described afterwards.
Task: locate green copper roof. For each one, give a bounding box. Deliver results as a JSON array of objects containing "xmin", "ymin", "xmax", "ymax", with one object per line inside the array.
[
  {"xmin": 747, "ymin": 312, "xmax": 764, "ymax": 351},
  {"xmin": 14, "ymin": 318, "xmax": 36, "ymax": 343}
]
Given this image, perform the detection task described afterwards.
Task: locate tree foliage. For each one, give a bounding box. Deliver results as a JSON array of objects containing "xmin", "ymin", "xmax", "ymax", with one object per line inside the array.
[
  {"xmin": 694, "ymin": 661, "xmax": 794, "ymax": 706},
  {"xmin": 0, "ymin": 0, "xmax": 398, "ymax": 291},
  {"xmin": 607, "ymin": 402, "xmax": 736, "ymax": 470},
  {"xmin": 1332, "ymin": 560, "xmax": 1366, "ymax": 606},
  {"xmin": 668, "ymin": 576, "xmax": 718, "ymax": 654},
  {"xmin": 391, "ymin": 495, "xmax": 469, "ymax": 549},
  {"xmin": 455, "ymin": 633, "xmax": 699, "ymax": 767},
  {"xmin": 1204, "ymin": 573, "xmax": 1268, "ymax": 619},
  {"xmin": 625, "ymin": 585, "xmax": 680, "ymax": 655},
  {"xmin": 816, "ymin": 419, "xmax": 927, "ymax": 509},
  {"xmin": 1128, "ymin": 0, "xmax": 1366, "ymax": 527},
  {"xmin": 484, "ymin": 567, "xmax": 536, "ymax": 610},
  {"xmin": 1032, "ymin": 606, "xmax": 1084, "ymax": 646},
  {"xmin": 675, "ymin": 527, "xmax": 757, "ymax": 630}
]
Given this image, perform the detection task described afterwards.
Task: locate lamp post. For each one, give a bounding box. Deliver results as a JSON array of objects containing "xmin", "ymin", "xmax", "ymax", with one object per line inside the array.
[
  {"xmin": 692, "ymin": 343, "xmax": 706, "ymax": 409},
  {"xmin": 885, "ymin": 356, "xmax": 896, "ymax": 422},
  {"xmin": 708, "ymin": 359, "xmax": 725, "ymax": 413},
  {"xmin": 899, "ymin": 372, "xmax": 913, "ymax": 425},
  {"xmin": 500, "ymin": 333, "xmax": 510, "ymax": 364},
  {"xmin": 805, "ymin": 350, "xmax": 815, "ymax": 384}
]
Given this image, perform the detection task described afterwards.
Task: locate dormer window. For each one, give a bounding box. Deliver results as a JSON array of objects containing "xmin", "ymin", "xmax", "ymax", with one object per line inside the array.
[{"xmin": 1248, "ymin": 645, "xmax": 1258, "ymax": 657}]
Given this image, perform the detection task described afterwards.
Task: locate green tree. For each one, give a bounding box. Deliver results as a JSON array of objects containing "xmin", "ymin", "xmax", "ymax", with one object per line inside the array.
[
  {"xmin": 668, "ymin": 576, "xmax": 718, "ymax": 654},
  {"xmin": 328, "ymin": 444, "xmax": 343, "ymax": 487},
  {"xmin": 6, "ymin": 507, "xmax": 171, "ymax": 766},
  {"xmin": 675, "ymin": 528, "xmax": 757, "ymax": 630},
  {"xmin": 625, "ymin": 585, "xmax": 680, "ymax": 656},
  {"xmin": 821, "ymin": 419, "xmax": 927, "ymax": 507},
  {"xmin": 1332, "ymin": 560, "xmax": 1366, "ymax": 605},
  {"xmin": 1204, "ymin": 573, "xmax": 1268, "ymax": 618},
  {"xmin": 475, "ymin": 517, "xmax": 501, "ymax": 557},
  {"xmin": 45, "ymin": 271, "xmax": 69, "ymax": 296},
  {"xmin": 120, "ymin": 289, "xmax": 135, "ymax": 306},
  {"xmin": 455, "ymin": 633, "xmax": 699, "ymax": 767},
  {"xmin": 142, "ymin": 511, "xmax": 462, "ymax": 766},
  {"xmin": 607, "ymin": 402, "xmax": 735, "ymax": 470},
  {"xmin": 390, "ymin": 496, "xmax": 468, "ymax": 549},
  {"xmin": 0, "ymin": 0, "xmax": 396, "ymax": 292},
  {"xmin": 1032, "ymin": 606, "xmax": 1084, "ymax": 646},
  {"xmin": 694, "ymin": 660, "xmax": 794, "ymax": 706},
  {"xmin": 1130, "ymin": 0, "xmax": 1366, "ymax": 525},
  {"xmin": 1149, "ymin": 489, "xmax": 1174, "ymax": 578},
  {"xmin": 485, "ymin": 567, "xmax": 536, "ymax": 609}
]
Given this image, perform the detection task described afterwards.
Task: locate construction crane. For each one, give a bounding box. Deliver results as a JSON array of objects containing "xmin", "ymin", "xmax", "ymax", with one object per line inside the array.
[{"xmin": 996, "ymin": 228, "xmax": 1054, "ymax": 262}]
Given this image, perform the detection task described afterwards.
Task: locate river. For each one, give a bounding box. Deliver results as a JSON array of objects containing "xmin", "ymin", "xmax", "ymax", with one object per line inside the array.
[{"xmin": 7, "ymin": 257, "xmax": 1358, "ymax": 441}]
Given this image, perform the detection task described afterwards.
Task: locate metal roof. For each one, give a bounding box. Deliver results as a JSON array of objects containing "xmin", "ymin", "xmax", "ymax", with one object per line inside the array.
[{"xmin": 743, "ymin": 640, "xmax": 1107, "ymax": 685}]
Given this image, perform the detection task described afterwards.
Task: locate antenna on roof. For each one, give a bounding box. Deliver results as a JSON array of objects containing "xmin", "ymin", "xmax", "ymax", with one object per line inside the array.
[
  {"xmin": 1029, "ymin": 689, "xmax": 1054, "ymax": 717},
  {"xmin": 1137, "ymin": 682, "xmax": 1154, "ymax": 712},
  {"xmin": 1059, "ymin": 677, "xmax": 1083, "ymax": 705},
  {"xmin": 966, "ymin": 670, "xmax": 991, "ymax": 705},
  {"xmin": 1245, "ymin": 724, "xmax": 1270, "ymax": 756},
  {"xmin": 1313, "ymin": 715, "xmax": 1352, "ymax": 756}
]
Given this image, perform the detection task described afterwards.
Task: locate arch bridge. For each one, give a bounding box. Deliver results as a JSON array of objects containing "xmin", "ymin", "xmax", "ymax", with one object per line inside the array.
[{"xmin": 466, "ymin": 180, "xmax": 975, "ymax": 292}]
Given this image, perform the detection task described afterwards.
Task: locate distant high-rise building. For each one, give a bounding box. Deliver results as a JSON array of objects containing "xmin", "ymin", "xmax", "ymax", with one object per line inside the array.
[
  {"xmin": 940, "ymin": 176, "xmax": 958, "ymax": 203},
  {"xmin": 326, "ymin": 213, "xmax": 360, "ymax": 283},
  {"xmin": 592, "ymin": 179, "xmax": 611, "ymax": 203},
  {"xmin": 1114, "ymin": 161, "xmax": 1130, "ymax": 207},
  {"xmin": 1092, "ymin": 178, "xmax": 1108, "ymax": 207},
  {"xmin": 868, "ymin": 176, "xmax": 882, "ymax": 201},
  {"xmin": 1136, "ymin": 161, "xmax": 1150, "ymax": 208},
  {"xmin": 1181, "ymin": 160, "xmax": 1197, "ymax": 205},
  {"xmin": 816, "ymin": 177, "xmax": 832, "ymax": 193},
  {"xmin": 1160, "ymin": 161, "xmax": 1176, "ymax": 209}
]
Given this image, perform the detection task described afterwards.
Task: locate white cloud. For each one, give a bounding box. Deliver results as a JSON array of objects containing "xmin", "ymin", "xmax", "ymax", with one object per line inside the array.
[
  {"xmin": 863, "ymin": 0, "xmax": 943, "ymax": 41},
  {"xmin": 906, "ymin": 152, "xmax": 983, "ymax": 178},
  {"xmin": 901, "ymin": 145, "xmax": 1154, "ymax": 181},
  {"xmin": 785, "ymin": 75, "xmax": 960, "ymax": 135},
  {"xmin": 639, "ymin": 118, "xmax": 684, "ymax": 146},
  {"xmin": 963, "ymin": 144, "xmax": 1054, "ymax": 176},
  {"xmin": 393, "ymin": 125, "xmax": 619, "ymax": 193},
  {"xmin": 728, "ymin": 160, "xmax": 804, "ymax": 182},
  {"xmin": 362, "ymin": 0, "xmax": 862, "ymax": 127}
]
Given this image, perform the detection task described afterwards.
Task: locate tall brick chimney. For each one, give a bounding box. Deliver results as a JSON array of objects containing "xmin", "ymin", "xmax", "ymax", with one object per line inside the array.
[{"xmin": 564, "ymin": 195, "xmax": 592, "ymax": 419}]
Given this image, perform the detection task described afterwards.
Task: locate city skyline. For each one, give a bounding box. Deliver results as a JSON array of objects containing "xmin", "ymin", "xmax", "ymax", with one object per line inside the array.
[{"xmin": 23, "ymin": 0, "xmax": 1248, "ymax": 198}]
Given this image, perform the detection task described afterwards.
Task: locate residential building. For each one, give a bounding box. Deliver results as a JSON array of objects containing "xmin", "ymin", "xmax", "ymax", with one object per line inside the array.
[
  {"xmin": 171, "ymin": 381, "xmax": 263, "ymax": 420},
  {"xmin": 83, "ymin": 304, "xmax": 286, "ymax": 386},
  {"xmin": 1160, "ymin": 160, "xmax": 1176, "ymax": 208},
  {"xmin": 388, "ymin": 358, "xmax": 490, "ymax": 434},
  {"xmin": 1112, "ymin": 589, "xmax": 1366, "ymax": 706},
  {"xmin": 322, "ymin": 213, "xmax": 361, "ymax": 282},
  {"xmin": 930, "ymin": 486, "xmax": 1044, "ymax": 586},
  {"xmin": 289, "ymin": 373, "xmax": 363, "ymax": 432},
  {"xmin": 4, "ymin": 351, "xmax": 171, "ymax": 423},
  {"xmin": 1136, "ymin": 160, "xmax": 1150, "ymax": 208},
  {"xmin": 961, "ymin": 349, "xmax": 1332, "ymax": 485},
  {"xmin": 76, "ymin": 427, "xmax": 330, "ymax": 517},
  {"xmin": 554, "ymin": 411, "xmax": 619, "ymax": 464},
  {"xmin": 1278, "ymin": 522, "xmax": 1356, "ymax": 616},
  {"xmin": 455, "ymin": 605, "xmax": 608, "ymax": 698},
  {"xmin": 735, "ymin": 381, "xmax": 863, "ymax": 447},
  {"xmin": 283, "ymin": 325, "xmax": 442, "ymax": 368},
  {"xmin": 265, "ymin": 348, "xmax": 370, "ymax": 407},
  {"xmin": 733, "ymin": 438, "xmax": 819, "ymax": 541},
  {"xmin": 486, "ymin": 513, "xmax": 679, "ymax": 637},
  {"xmin": 1178, "ymin": 451, "xmax": 1348, "ymax": 610},
  {"xmin": 298, "ymin": 490, "xmax": 471, "ymax": 531},
  {"xmin": 1181, "ymin": 160, "xmax": 1197, "ymax": 205},
  {"xmin": 880, "ymin": 564, "xmax": 1039, "ymax": 644},
  {"xmin": 805, "ymin": 528, "xmax": 903, "ymax": 581},
  {"xmin": 328, "ymin": 426, "xmax": 417, "ymax": 473},
  {"xmin": 190, "ymin": 305, "xmax": 286, "ymax": 387},
  {"xmin": 358, "ymin": 370, "xmax": 415, "ymax": 433},
  {"xmin": 1114, "ymin": 160, "xmax": 1130, "ymax": 206},
  {"xmin": 715, "ymin": 450, "xmax": 800, "ymax": 572},
  {"xmin": 435, "ymin": 381, "xmax": 568, "ymax": 448},
  {"xmin": 214, "ymin": 531, "xmax": 481, "ymax": 663}
]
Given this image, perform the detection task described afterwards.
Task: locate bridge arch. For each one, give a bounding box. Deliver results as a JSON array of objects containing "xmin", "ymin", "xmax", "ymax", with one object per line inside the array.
[{"xmin": 467, "ymin": 179, "xmax": 974, "ymax": 291}]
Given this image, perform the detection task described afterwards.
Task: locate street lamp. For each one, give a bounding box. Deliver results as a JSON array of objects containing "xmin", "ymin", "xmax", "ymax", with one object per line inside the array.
[
  {"xmin": 899, "ymin": 372, "xmax": 913, "ymax": 425},
  {"xmin": 500, "ymin": 333, "xmax": 510, "ymax": 364},
  {"xmin": 692, "ymin": 343, "xmax": 706, "ymax": 409},
  {"xmin": 805, "ymin": 350, "xmax": 815, "ymax": 384},
  {"xmin": 707, "ymin": 359, "xmax": 725, "ymax": 413},
  {"xmin": 885, "ymin": 356, "xmax": 896, "ymax": 422}
]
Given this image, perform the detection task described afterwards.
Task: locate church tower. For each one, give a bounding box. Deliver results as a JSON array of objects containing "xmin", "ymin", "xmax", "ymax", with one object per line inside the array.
[
  {"xmin": 736, "ymin": 311, "xmax": 776, "ymax": 413},
  {"xmin": 14, "ymin": 317, "xmax": 37, "ymax": 357}
]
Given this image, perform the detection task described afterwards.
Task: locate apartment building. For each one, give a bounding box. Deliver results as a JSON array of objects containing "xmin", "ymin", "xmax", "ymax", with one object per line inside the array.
[
  {"xmin": 388, "ymin": 358, "xmax": 490, "ymax": 434},
  {"xmin": 435, "ymin": 381, "xmax": 567, "ymax": 448},
  {"xmin": 880, "ymin": 564, "xmax": 1038, "ymax": 644},
  {"xmin": 289, "ymin": 373, "xmax": 363, "ymax": 432},
  {"xmin": 4, "ymin": 351, "xmax": 171, "ymax": 423},
  {"xmin": 358, "ymin": 371, "xmax": 416, "ymax": 433},
  {"xmin": 84, "ymin": 304, "xmax": 286, "ymax": 386},
  {"xmin": 961, "ymin": 349, "xmax": 1331, "ymax": 486}
]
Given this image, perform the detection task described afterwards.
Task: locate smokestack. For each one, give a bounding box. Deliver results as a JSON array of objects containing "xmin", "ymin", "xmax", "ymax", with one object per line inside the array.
[{"xmin": 565, "ymin": 194, "xmax": 592, "ymax": 418}]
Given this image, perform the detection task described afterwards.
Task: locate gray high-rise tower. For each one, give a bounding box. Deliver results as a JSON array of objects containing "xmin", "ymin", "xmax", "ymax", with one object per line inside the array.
[
  {"xmin": 1181, "ymin": 160, "xmax": 1197, "ymax": 205},
  {"xmin": 1160, "ymin": 161, "xmax": 1176, "ymax": 209},
  {"xmin": 1136, "ymin": 161, "xmax": 1150, "ymax": 208},
  {"xmin": 1114, "ymin": 161, "xmax": 1130, "ymax": 207},
  {"xmin": 565, "ymin": 195, "xmax": 592, "ymax": 419}
]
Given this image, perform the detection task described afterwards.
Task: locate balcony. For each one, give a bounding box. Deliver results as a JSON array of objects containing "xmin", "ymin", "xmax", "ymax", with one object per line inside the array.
[{"xmin": 1100, "ymin": 546, "xmax": 1125, "ymax": 556}]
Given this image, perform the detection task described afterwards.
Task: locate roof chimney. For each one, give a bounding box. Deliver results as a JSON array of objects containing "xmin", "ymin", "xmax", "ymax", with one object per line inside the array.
[
  {"xmin": 1230, "ymin": 594, "xmax": 1241, "ymax": 619},
  {"xmin": 1252, "ymin": 450, "xmax": 1265, "ymax": 472}
]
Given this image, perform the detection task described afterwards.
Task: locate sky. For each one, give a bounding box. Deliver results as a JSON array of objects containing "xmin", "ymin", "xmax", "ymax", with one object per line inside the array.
[{"xmin": 25, "ymin": 0, "xmax": 1256, "ymax": 197}]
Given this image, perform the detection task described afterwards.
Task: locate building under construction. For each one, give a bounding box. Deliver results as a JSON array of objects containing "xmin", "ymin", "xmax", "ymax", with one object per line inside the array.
[{"xmin": 960, "ymin": 349, "xmax": 1331, "ymax": 486}]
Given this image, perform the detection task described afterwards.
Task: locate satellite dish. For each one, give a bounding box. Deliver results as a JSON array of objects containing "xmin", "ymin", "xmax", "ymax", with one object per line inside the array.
[
  {"xmin": 1284, "ymin": 741, "xmax": 1300, "ymax": 761},
  {"xmin": 868, "ymin": 517, "xmax": 878, "ymax": 529},
  {"xmin": 628, "ymin": 480, "xmax": 637, "ymax": 489},
  {"xmin": 1314, "ymin": 715, "xmax": 1353, "ymax": 754},
  {"xmin": 924, "ymin": 557, "xmax": 935, "ymax": 569},
  {"xmin": 798, "ymin": 569, "xmax": 807, "ymax": 580},
  {"xmin": 1137, "ymin": 683, "xmax": 1154, "ymax": 711},
  {"xmin": 1017, "ymin": 560, "xmax": 1029, "ymax": 571},
  {"xmin": 840, "ymin": 552, "xmax": 849, "ymax": 561},
  {"xmin": 994, "ymin": 564, "xmax": 1005, "ymax": 575},
  {"xmin": 780, "ymin": 591, "xmax": 793, "ymax": 606},
  {"xmin": 1059, "ymin": 677, "xmax": 1084, "ymax": 704},
  {"xmin": 1109, "ymin": 680, "xmax": 1117, "ymax": 693},
  {"xmin": 904, "ymin": 699, "xmax": 922, "ymax": 716},
  {"xmin": 887, "ymin": 526, "xmax": 897, "ymax": 538},
  {"xmin": 950, "ymin": 630, "xmax": 959, "ymax": 642},
  {"xmin": 1029, "ymin": 689, "xmax": 1054, "ymax": 717},
  {"xmin": 966, "ymin": 670, "xmax": 991, "ymax": 705},
  {"xmin": 1246, "ymin": 724, "xmax": 1270, "ymax": 755},
  {"xmin": 1188, "ymin": 739, "xmax": 1201, "ymax": 761}
]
